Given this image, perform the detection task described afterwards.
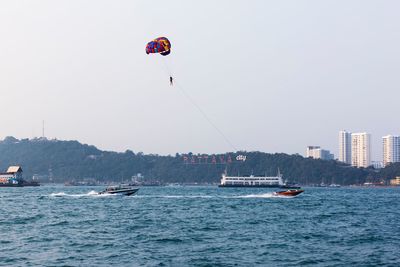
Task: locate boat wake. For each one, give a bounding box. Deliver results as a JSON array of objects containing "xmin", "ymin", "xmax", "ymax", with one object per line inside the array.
[
  {"xmin": 134, "ymin": 194, "xmax": 296, "ymax": 199},
  {"xmin": 134, "ymin": 195, "xmax": 215, "ymax": 199},
  {"xmin": 49, "ymin": 191, "xmax": 113, "ymax": 198},
  {"xmin": 235, "ymin": 193, "xmax": 297, "ymax": 198}
]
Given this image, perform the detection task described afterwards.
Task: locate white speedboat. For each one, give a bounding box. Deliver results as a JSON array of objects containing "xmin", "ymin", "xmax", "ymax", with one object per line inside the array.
[{"xmin": 99, "ymin": 185, "xmax": 139, "ymax": 196}]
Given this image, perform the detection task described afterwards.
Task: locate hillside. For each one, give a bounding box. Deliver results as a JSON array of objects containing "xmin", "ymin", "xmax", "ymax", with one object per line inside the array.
[{"xmin": 0, "ymin": 136, "xmax": 398, "ymax": 185}]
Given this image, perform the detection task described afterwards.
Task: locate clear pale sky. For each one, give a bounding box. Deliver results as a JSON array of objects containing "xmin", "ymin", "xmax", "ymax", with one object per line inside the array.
[{"xmin": 0, "ymin": 1, "xmax": 399, "ymax": 160}]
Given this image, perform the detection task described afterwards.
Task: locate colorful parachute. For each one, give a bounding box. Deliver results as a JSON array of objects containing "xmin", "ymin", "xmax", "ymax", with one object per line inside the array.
[{"xmin": 145, "ymin": 37, "xmax": 171, "ymax": 56}]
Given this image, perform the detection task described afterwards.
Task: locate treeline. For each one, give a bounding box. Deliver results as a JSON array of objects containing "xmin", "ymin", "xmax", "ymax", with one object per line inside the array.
[{"xmin": 0, "ymin": 136, "xmax": 399, "ymax": 185}]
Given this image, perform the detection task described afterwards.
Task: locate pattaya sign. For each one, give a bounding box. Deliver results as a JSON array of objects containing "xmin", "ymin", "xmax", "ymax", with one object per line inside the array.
[{"xmin": 182, "ymin": 154, "xmax": 247, "ymax": 164}]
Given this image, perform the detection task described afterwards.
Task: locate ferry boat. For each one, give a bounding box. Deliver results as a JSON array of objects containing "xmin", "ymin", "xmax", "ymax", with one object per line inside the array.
[{"xmin": 219, "ymin": 170, "xmax": 296, "ymax": 188}]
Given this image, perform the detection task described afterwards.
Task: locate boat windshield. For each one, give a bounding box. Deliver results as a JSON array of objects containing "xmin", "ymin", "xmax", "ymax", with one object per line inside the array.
[{"xmin": 107, "ymin": 185, "xmax": 131, "ymax": 191}]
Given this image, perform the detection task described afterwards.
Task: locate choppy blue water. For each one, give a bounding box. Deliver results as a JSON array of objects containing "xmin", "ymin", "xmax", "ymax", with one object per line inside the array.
[{"xmin": 0, "ymin": 186, "xmax": 399, "ymax": 267}]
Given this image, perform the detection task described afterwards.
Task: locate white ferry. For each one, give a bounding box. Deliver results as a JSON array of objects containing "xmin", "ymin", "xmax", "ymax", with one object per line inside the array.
[{"xmin": 219, "ymin": 170, "xmax": 292, "ymax": 188}]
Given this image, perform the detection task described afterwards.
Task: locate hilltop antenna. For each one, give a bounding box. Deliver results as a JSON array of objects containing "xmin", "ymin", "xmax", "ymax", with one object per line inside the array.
[{"xmin": 42, "ymin": 120, "xmax": 45, "ymax": 138}]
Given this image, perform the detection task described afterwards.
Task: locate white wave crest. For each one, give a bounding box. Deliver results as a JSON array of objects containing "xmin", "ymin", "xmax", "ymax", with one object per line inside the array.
[{"xmin": 50, "ymin": 192, "xmax": 68, "ymax": 197}]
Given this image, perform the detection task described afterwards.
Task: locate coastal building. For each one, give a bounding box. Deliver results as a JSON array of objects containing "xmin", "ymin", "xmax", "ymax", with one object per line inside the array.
[
  {"xmin": 306, "ymin": 146, "xmax": 320, "ymax": 158},
  {"xmin": 306, "ymin": 146, "xmax": 334, "ymax": 160},
  {"xmin": 383, "ymin": 135, "xmax": 400, "ymax": 167},
  {"xmin": 351, "ymin": 133, "xmax": 371, "ymax": 168},
  {"xmin": 0, "ymin": 166, "xmax": 23, "ymax": 185},
  {"xmin": 390, "ymin": 177, "xmax": 400, "ymax": 186},
  {"xmin": 339, "ymin": 130, "xmax": 352, "ymax": 164},
  {"xmin": 371, "ymin": 161, "xmax": 384, "ymax": 169}
]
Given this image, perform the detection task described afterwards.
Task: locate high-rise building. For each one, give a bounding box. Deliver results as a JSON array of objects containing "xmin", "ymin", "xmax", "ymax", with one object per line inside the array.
[
  {"xmin": 306, "ymin": 146, "xmax": 334, "ymax": 160},
  {"xmin": 339, "ymin": 130, "xmax": 352, "ymax": 164},
  {"xmin": 351, "ymin": 133, "xmax": 371, "ymax": 168},
  {"xmin": 383, "ymin": 135, "xmax": 400, "ymax": 167}
]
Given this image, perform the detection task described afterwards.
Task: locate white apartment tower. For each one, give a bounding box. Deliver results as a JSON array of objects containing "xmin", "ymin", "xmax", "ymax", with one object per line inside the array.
[
  {"xmin": 339, "ymin": 130, "xmax": 352, "ymax": 164},
  {"xmin": 383, "ymin": 135, "xmax": 400, "ymax": 167},
  {"xmin": 351, "ymin": 133, "xmax": 371, "ymax": 168}
]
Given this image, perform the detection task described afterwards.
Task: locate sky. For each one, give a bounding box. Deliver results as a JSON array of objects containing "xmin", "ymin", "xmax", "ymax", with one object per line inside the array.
[{"xmin": 0, "ymin": 1, "xmax": 399, "ymax": 160}]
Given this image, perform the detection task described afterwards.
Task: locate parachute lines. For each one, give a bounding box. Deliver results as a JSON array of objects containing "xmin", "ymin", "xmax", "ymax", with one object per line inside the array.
[
  {"xmin": 174, "ymin": 80, "xmax": 238, "ymax": 152},
  {"xmin": 145, "ymin": 36, "xmax": 237, "ymax": 152}
]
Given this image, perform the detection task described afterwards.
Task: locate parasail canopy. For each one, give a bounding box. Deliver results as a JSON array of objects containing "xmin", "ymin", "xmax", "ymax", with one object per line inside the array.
[{"xmin": 145, "ymin": 37, "xmax": 171, "ymax": 56}]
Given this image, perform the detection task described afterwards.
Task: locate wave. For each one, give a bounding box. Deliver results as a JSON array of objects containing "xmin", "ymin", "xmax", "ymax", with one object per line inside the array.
[{"xmin": 48, "ymin": 191, "xmax": 300, "ymax": 199}]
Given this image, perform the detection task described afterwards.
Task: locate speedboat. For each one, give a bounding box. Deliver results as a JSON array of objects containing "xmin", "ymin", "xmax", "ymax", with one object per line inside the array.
[
  {"xmin": 274, "ymin": 189, "xmax": 304, "ymax": 197},
  {"xmin": 99, "ymin": 185, "xmax": 139, "ymax": 196}
]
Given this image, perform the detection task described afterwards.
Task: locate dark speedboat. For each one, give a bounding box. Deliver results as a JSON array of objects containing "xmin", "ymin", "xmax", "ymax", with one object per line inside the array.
[
  {"xmin": 274, "ymin": 189, "xmax": 304, "ymax": 197},
  {"xmin": 99, "ymin": 185, "xmax": 139, "ymax": 196}
]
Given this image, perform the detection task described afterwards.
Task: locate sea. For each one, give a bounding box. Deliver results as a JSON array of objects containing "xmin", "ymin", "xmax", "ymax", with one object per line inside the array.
[{"xmin": 0, "ymin": 185, "xmax": 399, "ymax": 267}]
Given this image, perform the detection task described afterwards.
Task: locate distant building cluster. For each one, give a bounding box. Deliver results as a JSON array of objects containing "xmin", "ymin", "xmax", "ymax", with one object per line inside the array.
[
  {"xmin": 306, "ymin": 146, "xmax": 334, "ymax": 161},
  {"xmin": 306, "ymin": 130, "xmax": 400, "ymax": 168},
  {"xmin": 338, "ymin": 130, "xmax": 400, "ymax": 168},
  {"xmin": 338, "ymin": 131, "xmax": 372, "ymax": 168}
]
